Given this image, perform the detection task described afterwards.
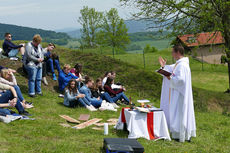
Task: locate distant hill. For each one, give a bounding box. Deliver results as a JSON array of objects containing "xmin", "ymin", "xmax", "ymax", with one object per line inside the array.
[
  {"xmin": 0, "ymin": 23, "xmax": 71, "ymax": 45},
  {"xmin": 62, "ymin": 19, "xmax": 159, "ymax": 38}
]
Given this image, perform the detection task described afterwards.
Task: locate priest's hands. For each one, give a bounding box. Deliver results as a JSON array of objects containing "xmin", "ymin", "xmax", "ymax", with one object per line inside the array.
[{"xmin": 158, "ymin": 57, "xmax": 167, "ymax": 68}]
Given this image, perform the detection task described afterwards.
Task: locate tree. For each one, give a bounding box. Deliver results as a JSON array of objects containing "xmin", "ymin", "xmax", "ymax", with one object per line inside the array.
[
  {"xmin": 120, "ymin": 0, "xmax": 230, "ymax": 92},
  {"xmin": 101, "ymin": 8, "xmax": 130, "ymax": 57},
  {"xmin": 78, "ymin": 6, "xmax": 103, "ymax": 48}
]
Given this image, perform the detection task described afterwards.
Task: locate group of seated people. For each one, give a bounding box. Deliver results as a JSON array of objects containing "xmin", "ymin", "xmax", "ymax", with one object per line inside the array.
[
  {"xmin": 0, "ymin": 66, "xmax": 32, "ymax": 116},
  {"xmin": 0, "ymin": 32, "xmax": 130, "ymax": 117},
  {"xmin": 60, "ymin": 64, "xmax": 130, "ymax": 111}
]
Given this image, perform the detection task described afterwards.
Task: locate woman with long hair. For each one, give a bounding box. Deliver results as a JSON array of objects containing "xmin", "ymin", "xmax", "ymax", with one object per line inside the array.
[
  {"xmin": 64, "ymin": 79, "xmax": 96, "ymax": 111},
  {"xmin": 104, "ymin": 77, "xmax": 129, "ymax": 104}
]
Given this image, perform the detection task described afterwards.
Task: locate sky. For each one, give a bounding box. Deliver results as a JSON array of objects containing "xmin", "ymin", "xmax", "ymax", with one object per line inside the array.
[{"xmin": 0, "ymin": 0, "xmax": 136, "ymax": 31}]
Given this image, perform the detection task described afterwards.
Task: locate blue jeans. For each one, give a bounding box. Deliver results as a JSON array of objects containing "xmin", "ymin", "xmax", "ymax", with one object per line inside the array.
[
  {"xmin": 47, "ymin": 58, "xmax": 60, "ymax": 73},
  {"xmin": 68, "ymin": 97, "xmax": 91, "ymax": 108},
  {"xmin": 0, "ymin": 90, "xmax": 24, "ymax": 113},
  {"xmin": 90, "ymin": 98, "xmax": 102, "ymax": 108},
  {"xmin": 14, "ymin": 85, "xmax": 24, "ymax": 102},
  {"xmin": 112, "ymin": 92, "xmax": 130, "ymax": 103},
  {"xmin": 101, "ymin": 92, "xmax": 114, "ymax": 103},
  {"xmin": 25, "ymin": 66, "xmax": 42, "ymax": 95},
  {"xmin": 8, "ymin": 49, "xmax": 19, "ymax": 57},
  {"xmin": 0, "ymin": 108, "xmax": 11, "ymax": 116}
]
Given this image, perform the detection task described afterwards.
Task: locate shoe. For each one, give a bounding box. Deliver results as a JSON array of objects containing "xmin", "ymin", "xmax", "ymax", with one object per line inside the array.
[
  {"xmin": 86, "ymin": 105, "xmax": 97, "ymax": 111},
  {"xmin": 112, "ymin": 103, "xmax": 120, "ymax": 108},
  {"xmin": 25, "ymin": 101, "xmax": 33, "ymax": 105},
  {"xmin": 90, "ymin": 105, "xmax": 97, "ymax": 111},
  {"xmin": 37, "ymin": 93, "xmax": 43, "ymax": 96},
  {"xmin": 42, "ymin": 77, "xmax": 48, "ymax": 86},
  {"xmin": 29, "ymin": 94, "xmax": 36, "ymax": 98},
  {"xmin": 52, "ymin": 73, "xmax": 57, "ymax": 81},
  {"xmin": 19, "ymin": 111, "xmax": 32, "ymax": 116},
  {"xmin": 10, "ymin": 57, "xmax": 18, "ymax": 61},
  {"xmin": 58, "ymin": 94, "xmax": 64, "ymax": 98}
]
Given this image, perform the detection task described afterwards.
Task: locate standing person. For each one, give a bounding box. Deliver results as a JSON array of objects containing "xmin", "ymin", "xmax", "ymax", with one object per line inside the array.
[
  {"xmin": 42, "ymin": 43, "xmax": 59, "ymax": 85},
  {"xmin": 2, "ymin": 33, "xmax": 25, "ymax": 60},
  {"xmin": 159, "ymin": 45, "xmax": 196, "ymax": 142},
  {"xmin": 23, "ymin": 34, "xmax": 44, "ymax": 97}
]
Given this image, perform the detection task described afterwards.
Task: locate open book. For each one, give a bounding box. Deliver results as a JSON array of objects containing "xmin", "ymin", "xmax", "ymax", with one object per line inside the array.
[{"xmin": 156, "ymin": 69, "xmax": 172, "ymax": 77}]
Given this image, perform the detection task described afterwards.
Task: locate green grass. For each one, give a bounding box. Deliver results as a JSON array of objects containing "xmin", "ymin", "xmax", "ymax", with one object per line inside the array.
[{"xmin": 0, "ymin": 44, "xmax": 230, "ymax": 153}]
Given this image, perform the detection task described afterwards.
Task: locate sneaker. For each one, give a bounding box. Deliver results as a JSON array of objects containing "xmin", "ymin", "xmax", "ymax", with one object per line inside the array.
[
  {"xmin": 52, "ymin": 73, "xmax": 57, "ymax": 81},
  {"xmin": 25, "ymin": 101, "xmax": 33, "ymax": 105},
  {"xmin": 10, "ymin": 57, "xmax": 18, "ymax": 61},
  {"xmin": 90, "ymin": 105, "xmax": 97, "ymax": 111},
  {"xmin": 19, "ymin": 111, "xmax": 32, "ymax": 116},
  {"xmin": 86, "ymin": 105, "xmax": 97, "ymax": 111},
  {"xmin": 112, "ymin": 103, "xmax": 120, "ymax": 108},
  {"xmin": 29, "ymin": 94, "xmax": 36, "ymax": 98},
  {"xmin": 42, "ymin": 77, "xmax": 48, "ymax": 86},
  {"xmin": 58, "ymin": 94, "xmax": 64, "ymax": 98}
]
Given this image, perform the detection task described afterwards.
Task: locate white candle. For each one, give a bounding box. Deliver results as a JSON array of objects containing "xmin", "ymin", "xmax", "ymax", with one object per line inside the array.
[{"xmin": 104, "ymin": 123, "xmax": 108, "ymax": 135}]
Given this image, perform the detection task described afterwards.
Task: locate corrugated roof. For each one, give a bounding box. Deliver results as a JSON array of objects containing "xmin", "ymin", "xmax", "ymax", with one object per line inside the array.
[{"xmin": 178, "ymin": 32, "xmax": 224, "ymax": 47}]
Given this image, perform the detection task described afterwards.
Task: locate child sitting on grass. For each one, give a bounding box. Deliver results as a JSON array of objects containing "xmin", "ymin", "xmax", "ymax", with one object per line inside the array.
[{"xmin": 64, "ymin": 79, "xmax": 97, "ymax": 111}]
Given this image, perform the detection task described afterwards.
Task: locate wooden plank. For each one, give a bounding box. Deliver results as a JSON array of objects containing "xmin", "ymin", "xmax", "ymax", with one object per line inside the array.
[
  {"xmin": 72, "ymin": 118, "xmax": 102, "ymax": 129},
  {"xmin": 78, "ymin": 114, "xmax": 90, "ymax": 121},
  {"xmin": 59, "ymin": 123, "xmax": 71, "ymax": 128},
  {"xmin": 92, "ymin": 127, "xmax": 103, "ymax": 131},
  {"xmin": 107, "ymin": 118, "xmax": 118, "ymax": 123},
  {"xmin": 59, "ymin": 115, "xmax": 80, "ymax": 124}
]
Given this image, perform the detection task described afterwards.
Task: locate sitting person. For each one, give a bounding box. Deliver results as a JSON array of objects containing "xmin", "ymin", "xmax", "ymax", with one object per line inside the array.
[
  {"xmin": 102, "ymin": 71, "xmax": 111, "ymax": 87},
  {"xmin": 0, "ymin": 69, "xmax": 32, "ymax": 108},
  {"xmin": 43, "ymin": 43, "xmax": 60, "ymax": 84},
  {"xmin": 70, "ymin": 63, "xmax": 83, "ymax": 78},
  {"xmin": 0, "ymin": 82, "xmax": 30, "ymax": 115},
  {"xmin": 58, "ymin": 64, "xmax": 83, "ymax": 93},
  {"xmin": 104, "ymin": 77, "xmax": 130, "ymax": 105},
  {"xmin": 64, "ymin": 79, "xmax": 96, "ymax": 111},
  {"xmin": 2, "ymin": 33, "xmax": 25, "ymax": 59},
  {"xmin": 110, "ymin": 71, "xmax": 122, "ymax": 90},
  {"xmin": 90, "ymin": 78, "xmax": 119, "ymax": 108},
  {"xmin": 0, "ymin": 100, "xmax": 16, "ymax": 116},
  {"xmin": 79, "ymin": 77, "xmax": 102, "ymax": 108}
]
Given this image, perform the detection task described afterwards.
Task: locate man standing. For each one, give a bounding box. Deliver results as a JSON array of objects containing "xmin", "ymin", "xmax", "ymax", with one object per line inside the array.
[
  {"xmin": 159, "ymin": 45, "xmax": 196, "ymax": 142},
  {"xmin": 2, "ymin": 33, "xmax": 25, "ymax": 60}
]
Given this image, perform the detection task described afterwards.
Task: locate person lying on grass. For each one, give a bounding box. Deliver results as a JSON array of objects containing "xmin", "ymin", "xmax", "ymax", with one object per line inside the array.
[
  {"xmin": 0, "ymin": 69, "xmax": 33, "ymax": 109},
  {"xmin": 64, "ymin": 79, "xmax": 97, "ymax": 111},
  {"xmin": 104, "ymin": 77, "xmax": 129, "ymax": 105}
]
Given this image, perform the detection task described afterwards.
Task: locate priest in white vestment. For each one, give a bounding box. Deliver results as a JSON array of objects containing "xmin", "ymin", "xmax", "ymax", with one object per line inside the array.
[{"xmin": 159, "ymin": 45, "xmax": 196, "ymax": 142}]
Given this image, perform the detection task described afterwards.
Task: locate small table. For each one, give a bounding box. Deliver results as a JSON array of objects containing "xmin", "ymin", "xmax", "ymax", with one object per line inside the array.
[{"xmin": 115, "ymin": 108, "xmax": 171, "ymax": 141}]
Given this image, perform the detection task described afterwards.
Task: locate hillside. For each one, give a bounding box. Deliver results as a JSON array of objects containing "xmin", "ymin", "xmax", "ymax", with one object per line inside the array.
[
  {"xmin": 0, "ymin": 45, "xmax": 230, "ymax": 152},
  {"xmin": 0, "ymin": 23, "xmax": 71, "ymax": 45}
]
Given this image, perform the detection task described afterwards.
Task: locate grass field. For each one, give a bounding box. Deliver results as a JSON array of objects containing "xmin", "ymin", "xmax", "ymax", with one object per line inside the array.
[{"xmin": 0, "ymin": 44, "xmax": 230, "ymax": 153}]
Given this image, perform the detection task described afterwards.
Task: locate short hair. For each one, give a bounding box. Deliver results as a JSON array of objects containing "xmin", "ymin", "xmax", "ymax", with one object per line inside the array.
[
  {"xmin": 173, "ymin": 45, "xmax": 184, "ymax": 55},
  {"xmin": 63, "ymin": 64, "xmax": 71, "ymax": 70},
  {"xmin": 33, "ymin": 34, "xmax": 42, "ymax": 43},
  {"xmin": 4, "ymin": 33, "xmax": 11, "ymax": 37},
  {"xmin": 48, "ymin": 43, "xmax": 56, "ymax": 48}
]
